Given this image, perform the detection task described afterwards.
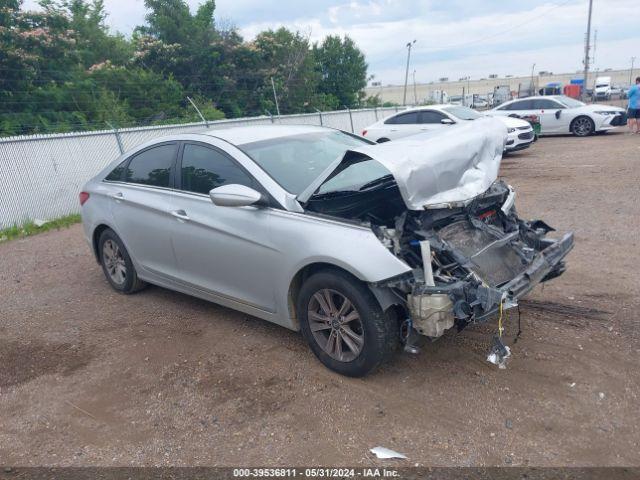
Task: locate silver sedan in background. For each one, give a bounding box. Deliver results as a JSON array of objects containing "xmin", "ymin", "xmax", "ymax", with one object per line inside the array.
[{"xmin": 80, "ymin": 123, "xmax": 572, "ymax": 376}]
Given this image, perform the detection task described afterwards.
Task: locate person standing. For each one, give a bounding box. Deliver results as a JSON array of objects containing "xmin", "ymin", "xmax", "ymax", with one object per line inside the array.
[{"xmin": 628, "ymin": 76, "xmax": 640, "ymax": 134}]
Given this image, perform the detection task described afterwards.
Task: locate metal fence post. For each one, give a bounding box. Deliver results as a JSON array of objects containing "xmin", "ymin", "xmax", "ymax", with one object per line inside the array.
[
  {"xmin": 344, "ymin": 106, "xmax": 354, "ymax": 133},
  {"xmin": 107, "ymin": 122, "xmax": 124, "ymax": 154},
  {"xmin": 374, "ymin": 107, "xmax": 378, "ymax": 120}
]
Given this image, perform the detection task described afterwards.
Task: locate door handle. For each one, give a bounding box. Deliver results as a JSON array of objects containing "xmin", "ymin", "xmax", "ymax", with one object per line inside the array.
[
  {"xmin": 170, "ymin": 209, "xmax": 190, "ymax": 221},
  {"xmin": 109, "ymin": 192, "xmax": 124, "ymax": 202}
]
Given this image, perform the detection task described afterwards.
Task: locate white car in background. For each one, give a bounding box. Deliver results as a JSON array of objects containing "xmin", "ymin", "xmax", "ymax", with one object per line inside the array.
[
  {"xmin": 362, "ymin": 105, "xmax": 535, "ymax": 152},
  {"xmin": 488, "ymin": 95, "xmax": 627, "ymax": 136}
]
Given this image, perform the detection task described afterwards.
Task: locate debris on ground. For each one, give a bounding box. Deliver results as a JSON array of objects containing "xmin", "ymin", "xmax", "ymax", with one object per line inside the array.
[
  {"xmin": 487, "ymin": 336, "xmax": 511, "ymax": 369},
  {"xmin": 370, "ymin": 447, "xmax": 407, "ymax": 460}
]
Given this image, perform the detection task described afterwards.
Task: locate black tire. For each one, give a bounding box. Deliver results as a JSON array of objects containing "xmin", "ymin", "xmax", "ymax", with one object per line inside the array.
[
  {"xmin": 297, "ymin": 269, "xmax": 398, "ymax": 377},
  {"xmin": 570, "ymin": 116, "xmax": 595, "ymax": 137},
  {"xmin": 98, "ymin": 228, "xmax": 147, "ymax": 294},
  {"xmin": 376, "ymin": 137, "xmax": 390, "ymax": 143}
]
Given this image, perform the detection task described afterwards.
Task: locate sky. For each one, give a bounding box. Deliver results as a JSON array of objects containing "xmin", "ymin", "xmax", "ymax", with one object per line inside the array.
[{"xmin": 22, "ymin": 0, "xmax": 640, "ymax": 86}]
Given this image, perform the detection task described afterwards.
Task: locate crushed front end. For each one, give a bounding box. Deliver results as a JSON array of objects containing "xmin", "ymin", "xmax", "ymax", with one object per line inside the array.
[{"xmin": 374, "ymin": 180, "xmax": 574, "ymax": 338}]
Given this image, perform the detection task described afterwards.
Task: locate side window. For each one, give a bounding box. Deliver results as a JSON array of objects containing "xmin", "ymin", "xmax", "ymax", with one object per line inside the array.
[
  {"xmin": 419, "ymin": 111, "xmax": 446, "ymax": 124},
  {"xmin": 532, "ymin": 99, "xmax": 564, "ymax": 109},
  {"xmin": 500, "ymin": 100, "xmax": 531, "ymax": 111},
  {"xmin": 105, "ymin": 161, "xmax": 126, "ymax": 181},
  {"xmin": 181, "ymin": 144, "xmax": 254, "ymax": 195},
  {"xmin": 385, "ymin": 112, "xmax": 419, "ymax": 124},
  {"xmin": 125, "ymin": 144, "xmax": 177, "ymax": 188}
]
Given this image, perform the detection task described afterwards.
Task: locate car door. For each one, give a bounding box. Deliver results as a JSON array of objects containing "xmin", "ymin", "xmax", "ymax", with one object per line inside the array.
[
  {"xmin": 417, "ymin": 110, "xmax": 450, "ymax": 132},
  {"xmin": 108, "ymin": 142, "xmax": 180, "ymax": 280},
  {"xmin": 169, "ymin": 141, "xmax": 279, "ymax": 313},
  {"xmin": 530, "ymin": 98, "xmax": 568, "ymax": 133},
  {"xmin": 380, "ymin": 111, "xmax": 421, "ymax": 140}
]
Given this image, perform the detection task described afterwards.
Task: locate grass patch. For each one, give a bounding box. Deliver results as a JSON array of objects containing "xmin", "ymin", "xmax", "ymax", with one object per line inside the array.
[{"xmin": 0, "ymin": 214, "xmax": 81, "ymax": 243}]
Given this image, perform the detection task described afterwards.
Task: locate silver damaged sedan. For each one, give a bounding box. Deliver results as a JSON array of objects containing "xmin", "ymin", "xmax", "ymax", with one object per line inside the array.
[{"xmin": 81, "ymin": 120, "xmax": 573, "ymax": 376}]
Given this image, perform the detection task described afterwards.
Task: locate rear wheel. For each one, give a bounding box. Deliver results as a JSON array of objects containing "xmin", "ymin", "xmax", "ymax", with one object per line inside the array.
[
  {"xmin": 98, "ymin": 229, "xmax": 147, "ymax": 294},
  {"xmin": 297, "ymin": 269, "xmax": 398, "ymax": 377},
  {"xmin": 571, "ymin": 116, "xmax": 595, "ymax": 136}
]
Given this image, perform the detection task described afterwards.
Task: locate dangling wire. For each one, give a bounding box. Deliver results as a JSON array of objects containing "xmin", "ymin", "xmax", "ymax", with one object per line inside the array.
[
  {"xmin": 514, "ymin": 304, "xmax": 523, "ymax": 343},
  {"xmin": 498, "ymin": 299, "xmax": 504, "ymax": 338}
]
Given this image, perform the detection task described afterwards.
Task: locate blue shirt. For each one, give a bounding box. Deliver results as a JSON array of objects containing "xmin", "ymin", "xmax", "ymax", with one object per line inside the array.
[{"xmin": 629, "ymin": 85, "xmax": 640, "ymax": 109}]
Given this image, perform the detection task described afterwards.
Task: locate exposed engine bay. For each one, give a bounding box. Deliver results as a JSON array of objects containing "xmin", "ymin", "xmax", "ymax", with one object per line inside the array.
[
  {"xmin": 302, "ymin": 119, "xmax": 574, "ymax": 349},
  {"xmin": 306, "ymin": 178, "xmax": 574, "ymax": 341}
]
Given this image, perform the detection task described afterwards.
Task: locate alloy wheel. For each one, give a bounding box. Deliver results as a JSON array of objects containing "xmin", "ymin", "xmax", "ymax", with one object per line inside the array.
[
  {"xmin": 307, "ymin": 289, "xmax": 364, "ymax": 362},
  {"xmin": 102, "ymin": 239, "xmax": 127, "ymax": 285},
  {"xmin": 573, "ymin": 117, "xmax": 593, "ymax": 136}
]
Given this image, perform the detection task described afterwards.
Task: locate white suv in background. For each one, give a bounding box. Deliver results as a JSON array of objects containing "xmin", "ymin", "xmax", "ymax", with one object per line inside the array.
[
  {"xmin": 488, "ymin": 95, "xmax": 627, "ymax": 136},
  {"xmin": 363, "ymin": 105, "xmax": 535, "ymax": 153}
]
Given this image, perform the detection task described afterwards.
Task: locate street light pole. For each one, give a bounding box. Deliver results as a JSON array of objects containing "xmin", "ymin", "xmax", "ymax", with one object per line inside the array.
[
  {"xmin": 402, "ymin": 40, "xmax": 416, "ymax": 106},
  {"xmin": 582, "ymin": 0, "xmax": 593, "ymax": 101},
  {"xmin": 630, "ymin": 57, "xmax": 636, "ymax": 85},
  {"xmin": 530, "ymin": 63, "xmax": 536, "ymax": 95}
]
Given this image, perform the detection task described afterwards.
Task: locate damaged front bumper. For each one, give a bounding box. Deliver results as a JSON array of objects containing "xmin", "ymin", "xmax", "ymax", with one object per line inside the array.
[
  {"xmin": 471, "ymin": 231, "xmax": 573, "ymax": 322},
  {"xmin": 377, "ymin": 180, "xmax": 574, "ymax": 339}
]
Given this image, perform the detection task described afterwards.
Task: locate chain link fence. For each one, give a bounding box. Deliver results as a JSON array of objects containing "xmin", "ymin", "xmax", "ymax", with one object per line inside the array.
[{"xmin": 0, "ymin": 107, "xmax": 396, "ymax": 229}]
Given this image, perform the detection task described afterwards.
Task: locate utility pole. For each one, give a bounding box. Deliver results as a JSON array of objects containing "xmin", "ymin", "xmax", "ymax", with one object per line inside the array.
[
  {"xmin": 412, "ymin": 70, "xmax": 418, "ymax": 105},
  {"xmin": 630, "ymin": 57, "xmax": 636, "ymax": 85},
  {"xmin": 270, "ymin": 77, "xmax": 280, "ymax": 116},
  {"xmin": 402, "ymin": 40, "xmax": 416, "ymax": 106},
  {"xmin": 530, "ymin": 63, "xmax": 536, "ymax": 95},
  {"xmin": 582, "ymin": 0, "xmax": 593, "ymax": 101}
]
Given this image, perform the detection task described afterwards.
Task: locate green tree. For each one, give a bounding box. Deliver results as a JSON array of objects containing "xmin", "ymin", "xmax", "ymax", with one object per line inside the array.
[
  {"xmin": 40, "ymin": 0, "xmax": 131, "ymax": 68},
  {"xmin": 313, "ymin": 35, "xmax": 368, "ymax": 108},
  {"xmin": 252, "ymin": 28, "xmax": 319, "ymax": 114}
]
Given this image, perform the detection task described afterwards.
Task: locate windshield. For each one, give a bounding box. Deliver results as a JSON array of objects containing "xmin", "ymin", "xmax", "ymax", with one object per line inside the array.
[
  {"xmin": 554, "ymin": 96, "xmax": 585, "ymax": 108},
  {"xmin": 316, "ymin": 157, "xmax": 393, "ymax": 195},
  {"xmin": 443, "ymin": 105, "xmax": 482, "ymax": 120},
  {"xmin": 240, "ymin": 131, "xmax": 372, "ymax": 195}
]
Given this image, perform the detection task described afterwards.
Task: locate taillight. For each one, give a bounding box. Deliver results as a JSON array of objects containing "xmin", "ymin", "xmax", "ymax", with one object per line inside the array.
[
  {"xmin": 362, "ymin": 130, "xmax": 367, "ymax": 136},
  {"xmin": 79, "ymin": 191, "xmax": 90, "ymax": 206}
]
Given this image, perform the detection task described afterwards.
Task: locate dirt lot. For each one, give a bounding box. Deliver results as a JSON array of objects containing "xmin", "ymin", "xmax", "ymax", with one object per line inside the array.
[{"xmin": 1, "ymin": 129, "xmax": 639, "ymax": 467}]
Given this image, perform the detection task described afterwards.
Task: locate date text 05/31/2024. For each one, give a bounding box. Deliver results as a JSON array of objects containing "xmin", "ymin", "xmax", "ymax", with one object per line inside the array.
[{"xmin": 233, "ymin": 468, "xmax": 400, "ymax": 477}]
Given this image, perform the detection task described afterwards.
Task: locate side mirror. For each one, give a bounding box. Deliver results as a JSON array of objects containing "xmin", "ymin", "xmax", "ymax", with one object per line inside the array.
[
  {"xmin": 209, "ymin": 184, "xmax": 264, "ymax": 207},
  {"xmin": 555, "ymin": 110, "xmax": 562, "ymax": 119},
  {"xmin": 441, "ymin": 118, "xmax": 455, "ymax": 125}
]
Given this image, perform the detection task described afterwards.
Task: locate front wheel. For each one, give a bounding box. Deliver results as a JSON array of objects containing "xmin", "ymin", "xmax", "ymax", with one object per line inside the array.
[
  {"xmin": 297, "ymin": 270, "xmax": 398, "ymax": 377},
  {"xmin": 571, "ymin": 116, "xmax": 595, "ymax": 137}
]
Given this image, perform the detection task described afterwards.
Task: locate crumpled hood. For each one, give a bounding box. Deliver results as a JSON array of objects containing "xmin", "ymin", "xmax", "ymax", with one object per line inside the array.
[{"xmin": 347, "ymin": 117, "xmax": 507, "ymax": 210}]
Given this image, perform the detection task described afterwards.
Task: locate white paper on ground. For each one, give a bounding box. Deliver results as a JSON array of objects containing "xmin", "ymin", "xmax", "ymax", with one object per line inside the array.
[{"xmin": 370, "ymin": 447, "xmax": 407, "ymax": 460}]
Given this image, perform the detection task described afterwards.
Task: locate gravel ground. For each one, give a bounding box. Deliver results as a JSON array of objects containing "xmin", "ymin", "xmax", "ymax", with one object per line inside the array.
[{"xmin": 1, "ymin": 129, "xmax": 639, "ymax": 467}]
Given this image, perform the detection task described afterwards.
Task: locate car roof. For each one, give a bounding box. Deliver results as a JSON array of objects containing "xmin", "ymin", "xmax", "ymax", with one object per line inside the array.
[
  {"xmin": 200, "ymin": 124, "xmax": 328, "ymax": 145},
  {"xmin": 393, "ymin": 104, "xmax": 454, "ymax": 114},
  {"xmin": 506, "ymin": 95, "xmax": 566, "ymax": 101}
]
